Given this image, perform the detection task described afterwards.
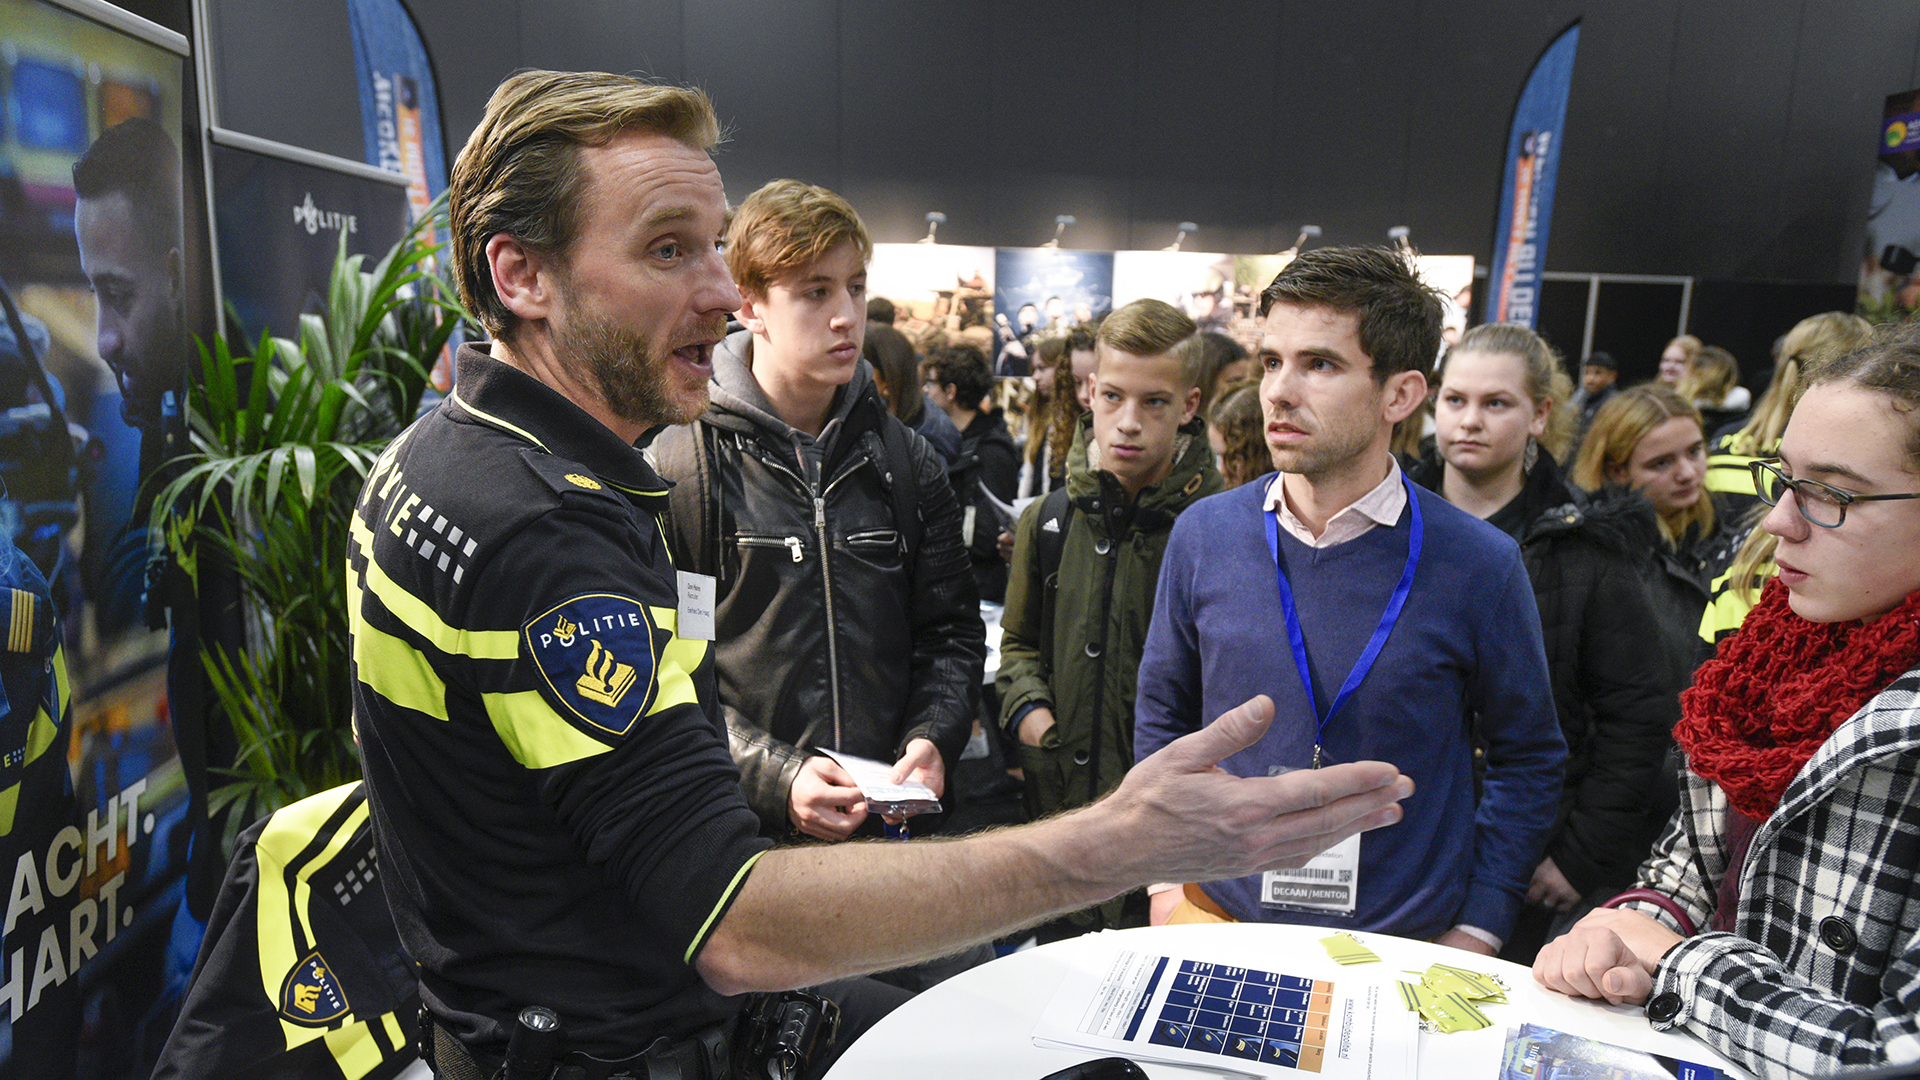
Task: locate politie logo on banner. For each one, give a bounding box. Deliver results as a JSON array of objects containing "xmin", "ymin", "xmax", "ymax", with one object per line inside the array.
[{"xmin": 1487, "ymin": 22, "xmax": 1580, "ymax": 328}]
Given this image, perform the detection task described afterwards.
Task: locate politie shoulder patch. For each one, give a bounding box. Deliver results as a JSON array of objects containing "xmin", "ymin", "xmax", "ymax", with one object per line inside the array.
[
  {"xmin": 280, "ymin": 950, "xmax": 350, "ymax": 1025},
  {"xmin": 525, "ymin": 594, "xmax": 658, "ymax": 737}
]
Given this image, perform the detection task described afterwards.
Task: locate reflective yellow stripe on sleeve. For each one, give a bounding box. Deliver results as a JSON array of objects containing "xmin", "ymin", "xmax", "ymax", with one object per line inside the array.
[
  {"xmin": 649, "ymin": 606, "xmax": 705, "ymax": 715},
  {"xmin": 686, "ymin": 849, "xmax": 766, "ymax": 965},
  {"xmin": 483, "ymin": 690, "xmax": 615, "ymax": 767},
  {"xmin": 350, "ymin": 607, "xmax": 450, "ymax": 722},
  {"xmin": 484, "ymin": 607, "xmax": 706, "ymax": 768},
  {"xmin": 254, "ymin": 787, "xmax": 371, "ymax": 1050},
  {"xmin": 1700, "ymin": 563, "xmax": 1771, "ymax": 644},
  {"xmin": 1705, "ymin": 454, "xmax": 1758, "ymax": 496},
  {"xmin": 324, "ymin": 1020, "xmax": 387, "ymax": 1079}
]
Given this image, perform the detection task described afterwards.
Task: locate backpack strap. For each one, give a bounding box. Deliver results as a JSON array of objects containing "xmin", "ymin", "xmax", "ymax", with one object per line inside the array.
[
  {"xmin": 658, "ymin": 418, "xmax": 724, "ymax": 580},
  {"xmin": 876, "ymin": 416, "xmax": 923, "ymax": 576},
  {"xmin": 1033, "ymin": 486, "xmax": 1072, "ymax": 582}
]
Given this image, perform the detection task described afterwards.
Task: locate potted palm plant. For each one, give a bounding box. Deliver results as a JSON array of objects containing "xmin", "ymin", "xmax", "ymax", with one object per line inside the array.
[{"xmin": 150, "ymin": 203, "xmax": 466, "ymax": 840}]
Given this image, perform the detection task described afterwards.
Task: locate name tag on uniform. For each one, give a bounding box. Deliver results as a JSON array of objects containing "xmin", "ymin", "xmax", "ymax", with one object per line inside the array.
[
  {"xmin": 1260, "ymin": 832, "xmax": 1359, "ymax": 915},
  {"xmin": 676, "ymin": 571, "xmax": 716, "ymax": 640}
]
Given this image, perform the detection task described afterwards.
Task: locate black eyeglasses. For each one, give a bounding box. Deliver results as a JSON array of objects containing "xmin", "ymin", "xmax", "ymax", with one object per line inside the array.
[{"xmin": 1749, "ymin": 458, "xmax": 1920, "ymax": 528}]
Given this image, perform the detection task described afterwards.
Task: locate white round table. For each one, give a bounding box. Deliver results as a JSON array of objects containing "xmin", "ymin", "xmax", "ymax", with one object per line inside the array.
[{"xmin": 827, "ymin": 923, "xmax": 1748, "ymax": 1078}]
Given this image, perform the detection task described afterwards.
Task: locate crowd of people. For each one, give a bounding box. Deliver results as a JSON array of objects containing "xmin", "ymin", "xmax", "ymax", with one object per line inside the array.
[
  {"xmin": 156, "ymin": 68, "xmax": 1920, "ymax": 1080},
  {"xmin": 840, "ymin": 247, "xmax": 1920, "ymax": 1078}
]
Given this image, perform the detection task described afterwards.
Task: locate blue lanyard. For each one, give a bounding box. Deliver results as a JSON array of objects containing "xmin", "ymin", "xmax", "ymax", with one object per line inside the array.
[{"xmin": 1263, "ymin": 472, "xmax": 1423, "ymax": 767}]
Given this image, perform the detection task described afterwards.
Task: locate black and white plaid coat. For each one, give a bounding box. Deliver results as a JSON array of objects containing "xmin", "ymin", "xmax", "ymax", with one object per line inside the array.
[{"xmin": 1624, "ymin": 667, "xmax": 1920, "ymax": 1078}]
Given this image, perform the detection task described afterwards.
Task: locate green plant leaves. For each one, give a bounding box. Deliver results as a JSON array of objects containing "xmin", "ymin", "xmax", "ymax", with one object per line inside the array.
[{"xmin": 149, "ymin": 194, "xmax": 468, "ymax": 848}]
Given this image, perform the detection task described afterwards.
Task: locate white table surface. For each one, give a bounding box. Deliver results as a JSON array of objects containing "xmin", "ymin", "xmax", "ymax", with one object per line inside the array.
[{"xmin": 827, "ymin": 923, "xmax": 1748, "ymax": 1079}]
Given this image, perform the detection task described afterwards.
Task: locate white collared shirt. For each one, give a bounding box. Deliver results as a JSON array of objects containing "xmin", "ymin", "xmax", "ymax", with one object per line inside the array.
[{"xmin": 1262, "ymin": 458, "xmax": 1407, "ymax": 547}]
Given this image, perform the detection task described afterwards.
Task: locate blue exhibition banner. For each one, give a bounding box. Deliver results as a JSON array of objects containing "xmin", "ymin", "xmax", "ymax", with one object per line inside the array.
[
  {"xmin": 345, "ymin": 0, "xmax": 446, "ymax": 219},
  {"xmin": 346, "ymin": 0, "xmax": 459, "ymax": 395},
  {"xmin": 1487, "ymin": 21, "xmax": 1579, "ymax": 328}
]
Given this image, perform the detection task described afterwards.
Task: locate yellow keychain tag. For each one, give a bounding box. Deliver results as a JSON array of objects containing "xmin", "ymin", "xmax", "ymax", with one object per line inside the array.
[
  {"xmin": 1423, "ymin": 991, "xmax": 1492, "ymax": 1033},
  {"xmin": 1423, "ymin": 963, "xmax": 1509, "ymax": 1003},
  {"xmin": 1397, "ymin": 982, "xmax": 1491, "ymax": 1033},
  {"xmin": 1319, "ymin": 932, "xmax": 1380, "ymax": 965}
]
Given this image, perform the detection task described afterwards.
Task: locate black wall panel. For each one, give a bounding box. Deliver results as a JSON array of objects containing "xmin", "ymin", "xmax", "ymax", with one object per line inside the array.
[
  {"xmin": 519, "ymin": 0, "xmax": 683, "ymax": 84},
  {"xmin": 1264, "ymin": 0, "xmax": 1419, "ymax": 251},
  {"xmin": 203, "ymin": 0, "xmax": 1920, "ymax": 286},
  {"xmin": 1591, "ymin": 282, "xmax": 1687, "ymax": 386},
  {"xmin": 385, "ymin": 0, "xmax": 520, "ymax": 154},
  {"xmin": 208, "ymin": 0, "xmax": 364, "ymax": 161},
  {"xmin": 1124, "ymin": 2, "xmax": 1280, "ymax": 255},
  {"xmin": 836, "ymin": 0, "xmax": 994, "ymax": 246},
  {"xmin": 1687, "ymin": 281, "xmax": 1859, "ymax": 384},
  {"xmin": 983, "ymin": 0, "xmax": 1138, "ymax": 251},
  {"xmin": 687, "ymin": 0, "xmax": 841, "ymax": 194}
]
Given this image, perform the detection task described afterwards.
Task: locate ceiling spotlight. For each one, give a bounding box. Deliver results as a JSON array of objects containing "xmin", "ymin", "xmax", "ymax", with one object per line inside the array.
[
  {"xmin": 917, "ymin": 211, "xmax": 946, "ymax": 244},
  {"xmin": 1275, "ymin": 224, "xmax": 1322, "ymax": 260}
]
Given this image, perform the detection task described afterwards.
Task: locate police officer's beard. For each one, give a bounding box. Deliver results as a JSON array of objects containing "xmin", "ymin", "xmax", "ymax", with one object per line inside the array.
[{"xmin": 556, "ymin": 311, "xmax": 701, "ymax": 427}]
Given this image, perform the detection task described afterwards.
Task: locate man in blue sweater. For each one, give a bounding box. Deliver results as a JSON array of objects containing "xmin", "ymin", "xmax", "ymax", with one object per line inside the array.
[{"xmin": 1136, "ymin": 246, "xmax": 1566, "ymax": 955}]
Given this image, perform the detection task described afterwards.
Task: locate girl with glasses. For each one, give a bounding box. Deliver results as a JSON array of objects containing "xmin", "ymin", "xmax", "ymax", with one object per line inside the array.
[{"xmin": 1535, "ymin": 323, "xmax": 1920, "ymax": 1078}]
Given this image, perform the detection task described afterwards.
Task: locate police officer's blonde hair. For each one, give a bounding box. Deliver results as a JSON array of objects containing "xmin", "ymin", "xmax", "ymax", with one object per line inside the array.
[{"xmin": 449, "ymin": 70, "xmax": 721, "ymax": 339}]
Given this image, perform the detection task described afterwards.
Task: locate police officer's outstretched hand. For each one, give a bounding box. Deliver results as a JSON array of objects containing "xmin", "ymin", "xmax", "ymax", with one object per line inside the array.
[{"xmin": 1095, "ymin": 695, "xmax": 1413, "ymax": 888}]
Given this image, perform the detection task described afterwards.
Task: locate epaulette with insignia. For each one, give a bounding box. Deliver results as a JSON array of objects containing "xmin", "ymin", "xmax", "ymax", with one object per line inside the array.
[{"xmin": 520, "ymin": 449, "xmax": 624, "ymax": 504}]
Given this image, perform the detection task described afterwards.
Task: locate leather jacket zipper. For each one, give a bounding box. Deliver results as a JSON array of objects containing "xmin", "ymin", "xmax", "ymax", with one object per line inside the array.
[
  {"xmin": 813, "ymin": 463, "xmax": 864, "ymax": 750},
  {"xmin": 735, "ymin": 534, "xmax": 806, "ymax": 563}
]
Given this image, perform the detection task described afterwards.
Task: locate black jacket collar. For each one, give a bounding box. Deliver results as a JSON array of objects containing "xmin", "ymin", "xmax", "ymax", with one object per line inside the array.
[{"xmin": 447, "ymin": 343, "xmax": 670, "ymax": 498}]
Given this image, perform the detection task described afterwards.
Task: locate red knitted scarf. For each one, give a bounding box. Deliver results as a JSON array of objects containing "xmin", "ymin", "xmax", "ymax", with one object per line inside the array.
[{"xmin": 1677, "ymin": 578, "xmax": 1920, "ymax": 820}]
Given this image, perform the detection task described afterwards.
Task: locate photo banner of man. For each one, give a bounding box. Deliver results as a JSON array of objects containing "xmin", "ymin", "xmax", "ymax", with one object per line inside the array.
[
  {"xmin": 0, "ymin": 1, "xmax": 196, "ymax": 1075},
  {"xmin": 1419, "ymin": 254, "xmax": 1477, "ymax": 350},
  {"xmin": 1485, "ymin": 20, "xmax": 1579, "ymax": 328},
  {"xmin": 1859, "ymin": 88, "xmax": 1920, "ymax": 323},
  {"xmin": 992, "ymin": 247, "xmax": 1113, "ymax": 377},
  {"xmin": 1236, "ymin": 251, "xmax": 1476, "ymax": 357}
]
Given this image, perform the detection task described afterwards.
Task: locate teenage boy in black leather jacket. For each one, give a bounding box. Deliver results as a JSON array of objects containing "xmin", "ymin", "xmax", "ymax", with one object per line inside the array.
[{"xmin": 652, "ymin": 180, "xmax": 983, "ymax": 844}]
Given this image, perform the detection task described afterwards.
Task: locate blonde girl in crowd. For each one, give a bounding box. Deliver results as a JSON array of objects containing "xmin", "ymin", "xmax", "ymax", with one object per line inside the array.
[
  {"xmin": 1571, "ymin": 384, "xmax": 1738, "ymax": 676},
  {"xmin": 1411, "ymin": 324, "xmax": 1680, "ymax": 961},
  {"xmin": 1698, "ymin": 312, "xmax": 1874, "ymax": 645}
]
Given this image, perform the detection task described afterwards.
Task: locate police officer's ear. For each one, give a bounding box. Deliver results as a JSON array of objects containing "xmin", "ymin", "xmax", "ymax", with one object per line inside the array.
[{"xmin": 486, "ymin": 233, "xmax": 557, "ymax": 324}]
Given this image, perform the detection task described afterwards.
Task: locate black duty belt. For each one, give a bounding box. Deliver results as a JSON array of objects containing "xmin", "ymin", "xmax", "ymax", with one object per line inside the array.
[
  {"xmin": 424, "ymin": 990, "xmax": 835, "ymax": 1080},
  {"xmin": 428, "ymin": 1014, "xmax": 733, "ymax": 1080}
]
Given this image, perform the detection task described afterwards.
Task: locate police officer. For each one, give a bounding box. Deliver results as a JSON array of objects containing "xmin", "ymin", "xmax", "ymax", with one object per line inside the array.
[
  {"xmin": 349, "ymin": 69, "xmax": 1416, "ymax": 1079},
  {"xmin": 1, "ymin": 538, "xmax": 80, "ymax": 1079},
  {"xmin": 152, "ymin": 783, "xmax": 422, "ymax": 1080}
]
